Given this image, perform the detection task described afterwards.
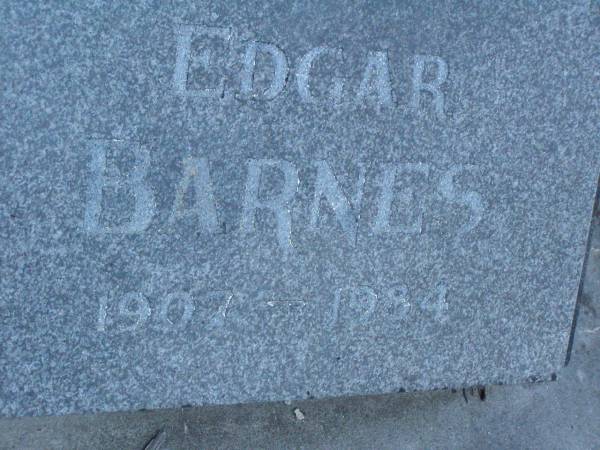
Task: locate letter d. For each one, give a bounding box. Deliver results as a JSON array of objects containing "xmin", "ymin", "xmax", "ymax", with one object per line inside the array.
[{"xmin": 240, "ymin": 41, "xmax": 288, "ymax": 100}]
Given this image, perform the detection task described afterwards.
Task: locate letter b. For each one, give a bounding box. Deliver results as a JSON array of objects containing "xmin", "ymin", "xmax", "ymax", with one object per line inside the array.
[{"xmin": 83, "ymin": 140, "xmax": 155, "ymax": 234}]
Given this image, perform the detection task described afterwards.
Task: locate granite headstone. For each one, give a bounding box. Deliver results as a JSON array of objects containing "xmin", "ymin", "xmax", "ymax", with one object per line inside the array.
[{"xmin": 2, "ymin": 1, "xmax": 600, "ymax": 416}]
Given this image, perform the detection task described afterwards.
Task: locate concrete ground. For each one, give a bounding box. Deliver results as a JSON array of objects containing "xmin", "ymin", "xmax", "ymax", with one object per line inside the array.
[{"xmin": 1, "ymin": 216, "xmax": 599, "ymax": 449}]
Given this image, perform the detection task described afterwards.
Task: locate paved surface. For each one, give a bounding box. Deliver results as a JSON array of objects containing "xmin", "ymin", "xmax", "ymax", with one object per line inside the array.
[{"xmin": 0, "ymin": 203, "xmax": 598, "ymax": 448}]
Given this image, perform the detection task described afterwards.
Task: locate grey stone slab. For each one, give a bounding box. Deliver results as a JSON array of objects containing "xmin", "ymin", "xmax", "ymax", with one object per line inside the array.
[
  {"xmin": 2, "ymin": 211, "xmax": 600, "ymax": 448},
  {"xmin": 1, "ymin": 1, "xmax": 599, "ymax": 416}
]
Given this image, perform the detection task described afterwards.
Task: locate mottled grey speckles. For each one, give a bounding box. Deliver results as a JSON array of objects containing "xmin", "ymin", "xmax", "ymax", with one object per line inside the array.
[{"xmin": 1, "ymin": 0, "xmax": 599, "ymax": 417}]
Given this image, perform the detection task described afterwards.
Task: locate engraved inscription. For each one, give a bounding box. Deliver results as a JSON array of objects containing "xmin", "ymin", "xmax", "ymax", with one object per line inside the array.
[
  {"xmin": 98, "ymin": 290, "xmax": 233, "ymax": 332},
  {"xmin": 83, "ymin": 140, "xmax": 487, "ymax": 250},
  {"xmin": 329, "ymin": 285, "xmax": 379, "ymax": 328},
  {"xmin": 240, "ymin": 159, "xmax": 299, "ymax": 254},
  {"xmin": 240, "ymin": 42, "xmax": 289, "ymax": 100},
  {"xmin": 84, "ymin": 140, "xmax": 155, "ymax": 234},
  {"xmin": 296, "ymin": 46, "xmax": 344, "ymax": 104},
  {"xmin": 309, "ymin": 160, "xmax": 366, "ymax": 245},
  {"xmin": 419, "ymin": 285, "xmax": 449, "ymax": 323},
  {"xmin": 411, "ymin": 55, "xmax": 448, "ymax": 120},
  {"xmin": 118, "ymin": 292, "xmax": 152, "ymax": 332},
  {"xmin": 373, "ymin": 163, "xmax": 430, "ymax": 234},
  {"xmin": 356, "ymin": 51, "xmax": 393, "ymax": 107},
  {"xmin": 439, "ymin": 165, "xmax": 484, "ymax": 234},
  {"xmin": 173, "ymin": 25, "xmax": 233, "ymax": 98},
  {"xmin": 173, "ymin": 24, "xmax": 449, "ymax": 116},
  {"xmin": 97, "ymin": 284, "xmax": 447, "ymax": 334},
  {"xmin": 158, "ymin": 291, "xmax": 195, "ymax": 328},
  {"xmin": 169, "ymin": 157, "xmax": 219, "ymax": 233}
]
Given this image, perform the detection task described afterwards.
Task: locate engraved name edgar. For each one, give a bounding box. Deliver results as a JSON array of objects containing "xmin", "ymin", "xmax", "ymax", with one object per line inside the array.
[{"xmin": 174, "ymin": 24, "xmax": 448, "ymax": 118}]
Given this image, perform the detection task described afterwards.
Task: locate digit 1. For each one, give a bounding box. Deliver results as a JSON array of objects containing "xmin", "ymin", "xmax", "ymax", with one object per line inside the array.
[{"xmin": 97, "ymin": 296, "xmax": 108, "ymax": 332}]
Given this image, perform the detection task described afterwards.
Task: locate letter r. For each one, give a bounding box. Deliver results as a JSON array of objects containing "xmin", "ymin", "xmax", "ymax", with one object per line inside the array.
[{"xmin": 240, "ymin": 159, "xmax": 298, "ymax": 254}]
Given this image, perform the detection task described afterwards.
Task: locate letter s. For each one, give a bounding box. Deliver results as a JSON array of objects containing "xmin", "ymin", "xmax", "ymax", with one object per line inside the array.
[{"xmin": 439, "ymin": 165, "xmax": 484, "ymax": 234}]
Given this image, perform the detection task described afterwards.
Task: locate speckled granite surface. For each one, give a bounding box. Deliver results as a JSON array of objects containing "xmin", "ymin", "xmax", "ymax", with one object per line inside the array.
[{"xmin": 1, "ymin": 1, "xmax": 599, "ymax": 416}]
